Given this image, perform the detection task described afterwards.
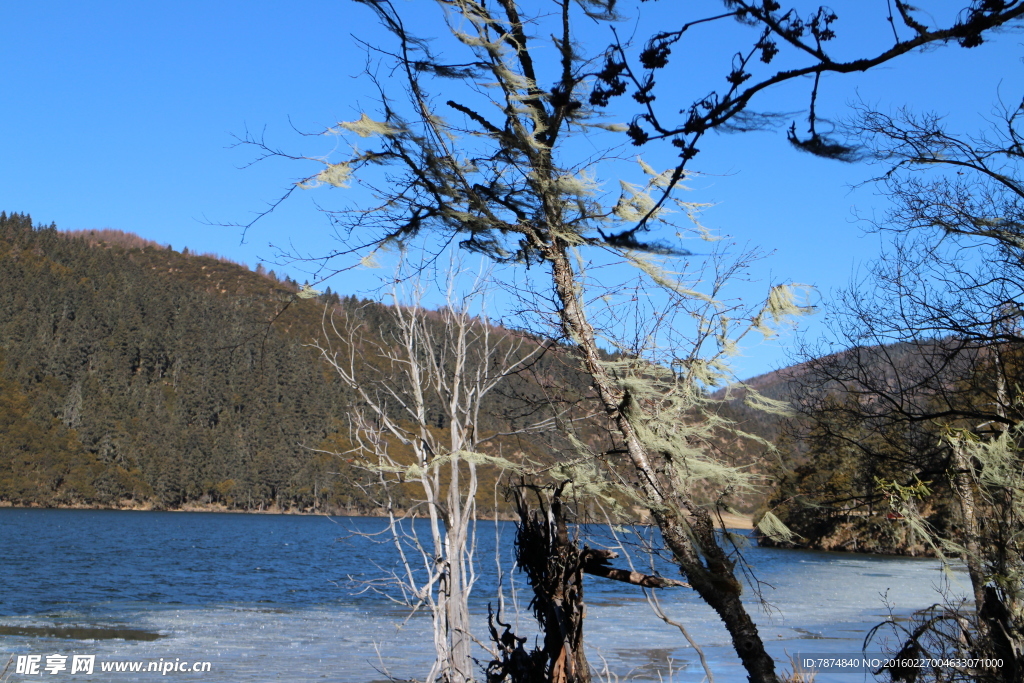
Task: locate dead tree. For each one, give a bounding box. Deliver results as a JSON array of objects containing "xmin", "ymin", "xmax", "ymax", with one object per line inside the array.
[
  {"xmin": 516, "ymin": 483, "xmax": 590, "ymax": 683},
  {"xmin": 312, "ymin": 259, "xmax": 547, "ymax": 683},
  {"xmin": 487, "ymin": 482, "xmax": 693, "ymax": 683}
]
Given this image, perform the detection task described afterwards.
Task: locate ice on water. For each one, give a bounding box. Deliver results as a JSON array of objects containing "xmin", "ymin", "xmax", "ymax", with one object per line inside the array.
[{"xmin": 0, "ymin": 510, "xmax": 967, "ymax": 682}]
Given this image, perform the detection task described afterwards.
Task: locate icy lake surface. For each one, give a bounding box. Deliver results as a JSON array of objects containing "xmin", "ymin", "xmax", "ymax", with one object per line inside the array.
[{"xmin": 0, "ymin": 509, "xmax": 967, "ymax": 682}]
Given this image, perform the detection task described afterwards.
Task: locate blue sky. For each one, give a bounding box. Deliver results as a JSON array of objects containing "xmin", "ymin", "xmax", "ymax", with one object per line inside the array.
[{"xmin": 3, "ymin": 1, "xmax": 1022, "ymax": 379}]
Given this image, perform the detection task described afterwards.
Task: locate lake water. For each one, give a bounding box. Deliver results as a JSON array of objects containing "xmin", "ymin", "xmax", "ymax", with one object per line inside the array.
[{"xmin": 0, "ymin": 509, "xmax": 967, "ymax": 682}]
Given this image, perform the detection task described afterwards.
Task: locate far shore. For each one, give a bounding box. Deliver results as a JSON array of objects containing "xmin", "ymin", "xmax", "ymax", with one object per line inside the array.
[
  {"xmin": 0, "ymin": 500, "xmax": 755, "ymax": 529},
  {"xmin": 717, "ymin": 512, "xmax": 754, "ymax": 529}
]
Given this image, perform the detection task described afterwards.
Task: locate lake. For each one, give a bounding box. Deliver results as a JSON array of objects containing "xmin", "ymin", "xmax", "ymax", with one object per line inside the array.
[{"xmin": 0, "ymin": 509, "xmax": 966, "ymax": 682}]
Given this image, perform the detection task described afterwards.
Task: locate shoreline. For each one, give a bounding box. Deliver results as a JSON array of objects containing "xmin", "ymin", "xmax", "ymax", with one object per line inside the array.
[
  {"xmin": 0, "ymin": 500, "xmax": 755, "ymax": 528},
  {"xmin": 717, "ymin": 512, "xmax": 754, "ymax": 529}
]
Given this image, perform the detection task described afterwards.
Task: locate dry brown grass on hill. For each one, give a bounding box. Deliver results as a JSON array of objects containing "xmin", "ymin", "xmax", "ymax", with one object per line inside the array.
[
  {"xmin": 63, "ymin": 229, "xmax": 244, "ymax": 269},
  {"xmin": 63, "ymin": 229, "xmax": 168, "ymax": 251}
]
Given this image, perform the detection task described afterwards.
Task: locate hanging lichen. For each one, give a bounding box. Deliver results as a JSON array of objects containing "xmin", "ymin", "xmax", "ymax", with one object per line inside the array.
[{"xmin": 327, "ymin": 113, "xmax": 405, "ymax": 138}]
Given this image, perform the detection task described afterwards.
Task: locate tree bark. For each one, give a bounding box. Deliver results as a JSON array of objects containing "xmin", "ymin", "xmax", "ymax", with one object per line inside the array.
[
  {"xmin": 581, "ymin": 548, "xmax": 690, "ymax": 588},
  {"xmin": 544, "ymin": 245, "xmax": 779, "ymax": 683},
  {"xmin": 501, "ymin": 484, "xmax": 591, "ymax": 683},
  {"xmin": 948, "ymin": 438, "xmax": 988, "ymax": 615}
]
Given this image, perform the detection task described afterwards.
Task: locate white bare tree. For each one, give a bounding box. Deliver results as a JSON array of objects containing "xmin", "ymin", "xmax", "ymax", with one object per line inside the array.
[{"xmin": 312, "ymin": 259, "xmax": 546, "ymax": 683}]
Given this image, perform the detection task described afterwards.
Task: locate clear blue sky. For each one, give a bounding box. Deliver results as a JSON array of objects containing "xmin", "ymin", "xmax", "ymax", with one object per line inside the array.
[{"xmin": 3, "ymin": 1, "xmax": 1022, "ymax": 379}]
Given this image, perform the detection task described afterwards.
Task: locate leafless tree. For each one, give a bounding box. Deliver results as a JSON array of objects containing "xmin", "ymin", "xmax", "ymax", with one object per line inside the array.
[
  {"xmin": 780, "ymin": 103, "xmax": 1024, "ymax": 680},
  {"xmin": 312, "ymin": 258, "xmax": 548, "ymax": 683}
]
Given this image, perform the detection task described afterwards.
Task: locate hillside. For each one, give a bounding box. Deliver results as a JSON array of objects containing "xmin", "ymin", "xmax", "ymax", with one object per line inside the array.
[
  {"xmin": 0, "ymin": 212, "xmax": 586, "ymax": 515},
  {"xmin": 707, "ymin": 342, "xmax": 971, "ymax": 554},
  {"xmin": 0, "ymin": 210, "xmax": 995, "ymax": 554},
  {"xmin": 739, "ymin": 341, "xmax": 998, "ymax": 556}
]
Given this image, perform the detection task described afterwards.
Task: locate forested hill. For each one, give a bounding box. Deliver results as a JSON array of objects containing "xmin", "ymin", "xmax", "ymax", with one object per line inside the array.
[
  {"xmin": 724, "ymin": 342, "xmax": 985, "ymax": 556},
  {"xmin": 0, "ymin": 212, "xmax": 579, "ymax": 514}
]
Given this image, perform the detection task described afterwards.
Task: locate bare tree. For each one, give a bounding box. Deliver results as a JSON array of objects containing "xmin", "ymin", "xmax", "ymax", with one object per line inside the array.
[
  {"xmin": 313, "ymin": 259, "xmax": 547, "ymax": 683},
  {"xmin": 776, "ymin": 103, "xmax": 1024, "ymax": 680},
  {"xmin": 486, "ymin": 481, "xmax": 697, "ymax": 683}
]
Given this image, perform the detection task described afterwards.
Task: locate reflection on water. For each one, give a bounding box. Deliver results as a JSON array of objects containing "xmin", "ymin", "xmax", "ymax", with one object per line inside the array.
[{"xmin": 0, "ymin": 509, "xmax": 966, "ymax": 682}]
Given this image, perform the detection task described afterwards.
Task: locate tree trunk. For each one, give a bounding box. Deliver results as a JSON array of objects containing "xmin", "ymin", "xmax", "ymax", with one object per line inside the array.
[
  {"xmin": 949, "ymin": 438, "xmax": 986, "ymax": 613},
  {"xmin": 492, "ymin": 484, "xmax": 591, "ymax": 683},
  {"xmin": 544, "ymin": 247, "xmax": 779, "ymax": 683},
  {"xmin": 443, "ymin": 455, "xmax": 477, "ymax": 683}
]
